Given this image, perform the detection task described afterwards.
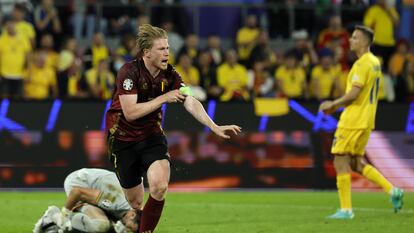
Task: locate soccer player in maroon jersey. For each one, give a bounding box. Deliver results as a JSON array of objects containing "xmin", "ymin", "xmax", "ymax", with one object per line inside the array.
[{"xmin": 106, "ymin": 24, "xmax": 241, "ymax": 233}]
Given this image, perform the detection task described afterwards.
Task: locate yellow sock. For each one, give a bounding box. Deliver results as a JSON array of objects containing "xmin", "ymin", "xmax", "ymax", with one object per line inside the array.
[
  {"xmin": 362, "ymin": 165, "xmax": 393, "ymax": 194},
  {"xmin": 337, "ymin": 173, "xmax": 352, "ymax": 210}
]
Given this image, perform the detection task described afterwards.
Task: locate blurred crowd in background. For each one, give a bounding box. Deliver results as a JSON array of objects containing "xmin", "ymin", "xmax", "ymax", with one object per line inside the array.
[{"xmin": 0, "ymin": 0, "xmax": 413, "ymax": 102}]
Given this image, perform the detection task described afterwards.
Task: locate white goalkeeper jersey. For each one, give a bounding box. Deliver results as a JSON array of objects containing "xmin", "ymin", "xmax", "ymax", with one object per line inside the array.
[{"xmin": 64, "ymin": 168, "xmax": 132, "ymax": 220}]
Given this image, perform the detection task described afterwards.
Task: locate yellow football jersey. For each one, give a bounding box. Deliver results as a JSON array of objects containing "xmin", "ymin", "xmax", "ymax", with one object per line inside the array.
[
  {"xmin": 15, "ymin": 21, "xmax": 36, "ymax": 41},
  {"xmin": 363, "ymin": 5, "xmax": 399, "ymax": 46},
  {"xmin": 310, "ymin": 65, "xmax": 341, "ymax": 99},
  {"xmin": 236, "ymin": 27, "xmax": 260, "ymax": 60},
  {"xmin": 0, "ymin": 34, "xmax": 31, "ymax": 78},
  {"xmin": 338, "ymin": 52, "xmax": 382, "ymax": 130},
  {"xmin": 274, "ymin": 65, "xmax": 306, "ymax": 98},
  {"xmin": 24, "ymin": 65, "xmax": 56, "ymax": 99},
  {"xmin": 175, "ymin": 65, "xmax": 200, "ymax": 86},
  {"xmin": 85, "ymin": 67, "xmax": 115, "ymax": 100},
  {"xmin": 217, "ymin": 63, "xmax": 249, "ymax": 101},
  {"xmin": 92, "ymin": 45, "xmax": 109, "ymax": 67}
]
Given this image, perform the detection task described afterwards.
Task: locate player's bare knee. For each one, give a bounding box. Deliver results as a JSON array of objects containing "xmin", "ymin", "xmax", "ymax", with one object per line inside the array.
[
  {"xmin": 333, "ymin": 155, "xmax": 351, "ymax": 173},
  {"xmin": 150, "ymin": 182, "xmax": 168, "ymax": 200}
]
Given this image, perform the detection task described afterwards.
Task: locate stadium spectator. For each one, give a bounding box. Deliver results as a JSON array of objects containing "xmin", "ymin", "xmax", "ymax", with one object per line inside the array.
[
  {"xmin": 332, "ymin": 70, "xmax": 348, "ymax": 98},
  {"xmin": 114, "ymin": 34, "xmax": 139, "ymax": 72},
  {"xmin": 24, "ymin": 51, "xmax": 58, "ymax": 100},
  {"xmin": 317, "ymin": 14, "xmax": 349, "ymax": 50},
  {"xmin": 248, "ymin": 30, "xmax": 277, "ymax": 70},
  {"xmin": 57, "ymin": 37, "xmax": 79, "ymax": 98},
  {"xmin": 105, "ymin": 24, "xmax": 241, "ymax": 233},
  {"xmin": 310, "ymin": 49, "xmax": 341, "ymax": 100},
  {"xmin": 0, "ymin": 18, "xmax": 31, "ymax": 99},
  {"xmin": 37, "ymin": 33, "xmax": 59, "ymax": 71},
  {"xmin": 329, "ymin": 37, "xmax": 349, "ymax": 71},
  {"xmin": 175, "ymin": 54, "xmax": 200, "ymax": 86},
  {"xmin": 33, "ymin": 0, "xmax": 62, "ymax": 47},
  {"xmin": 217, "ymin": 49, "xmax": 250, "ymax": 101},
  {"xmin": 84, "ymin": 59, "xmax": 115, "ymax": 100},
  {"xmin": 236, "ymin": 14, "xmax": 260, "ymax": 67},
  {"xmin": 274, "ymin": 50, "xmax": 307, "ymax": 99},
  {"xmin": 395, "ymin": 59, "xmax": 414, "ymax": 102},
  {"xmin": 70, "ymin": 0, "xmax": 98, "ymax": 42},
  {"xmin": 376, "ymin": 58, "xmax": 392, "ymax": 102},
  {"xmin": 291, "ymin": 29, "xmax": 319, "ymax": 72},
  {"xmin": 204, "ymin": 35, "xmax": 224, "ymax": 67},
  {"xmin": 161, "ymin": 20, "xmax": 184, "ymax": 57},
  {"xmin": 317, "ymin": 15, "xmax": 350, "ymax": 70},
  {"xmin": 388, "ymin": 39, "xmax": 414, "ymax": 78},
  {"xmin": 363, "ymin": 0, "xmax": 399, "ymax": 68},
  {"xmin": 175, "ymin": 54, "xmax": 206, "ymax": 101},
  {"xmin": 83, "ymin": 32, "xmax": 110, "ymax": 70},
  {"xmin": 248, "ymin": 60, "xmax": 275, "ymax": 97},
  {"xmin": 177, "ymin": 33, "xmax": 200, "ymax": 64},
  {"xmin": 132, "ymin": 14, "xmax": 150, "ymax": 37},
  {"xmin": 197, "ymin": 51, "xmax": 222, "ymax": 100},
  {"xmin": 67, "ymin": 57, "xmax": 86, "ymax": 98},
  {"xmin": 10, "ymin": 3, "xmax": 36, "ymax": 47},
  {"xmin": 33, "ymin": 168, "xmax": 141, "ymax": 233},
  {"xmin": 319, "ymin": 25, "xmax": 404, "ymax": 219}
]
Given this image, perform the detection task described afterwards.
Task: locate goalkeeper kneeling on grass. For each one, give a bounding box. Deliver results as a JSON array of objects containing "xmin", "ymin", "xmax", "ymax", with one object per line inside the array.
[{"xmin": 33, "ymin": 168, "xmax": 143, "ymax": 233}]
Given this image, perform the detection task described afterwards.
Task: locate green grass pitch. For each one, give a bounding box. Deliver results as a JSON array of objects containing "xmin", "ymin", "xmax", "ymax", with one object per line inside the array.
[{"xmin": 0, "ymin": 191, "xmax": 412, "ymax": 233}]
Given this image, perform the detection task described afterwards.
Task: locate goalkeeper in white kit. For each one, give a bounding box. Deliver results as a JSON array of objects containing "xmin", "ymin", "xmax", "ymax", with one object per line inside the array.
[{"xmin": 33, "ymin": 168, "xmax": 143, "ymax": 233}]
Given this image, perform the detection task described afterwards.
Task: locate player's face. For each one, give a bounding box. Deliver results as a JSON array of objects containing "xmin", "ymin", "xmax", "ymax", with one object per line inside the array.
[
  {"xmin": 123, "ymin": 210, "xmax": 138, "ymax": 231},
  {"xmin": 147, "ymin": 38, "xmax": 169, "ymax": 71},
  {"xmin": 349, "ymin": 30, "xmax": 366, "ymax": 52}
]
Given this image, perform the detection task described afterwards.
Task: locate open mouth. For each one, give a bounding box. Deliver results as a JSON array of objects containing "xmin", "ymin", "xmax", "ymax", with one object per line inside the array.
[{"xmin": 161, "ymin": 59, "xmax": 168, "ymax": 65}]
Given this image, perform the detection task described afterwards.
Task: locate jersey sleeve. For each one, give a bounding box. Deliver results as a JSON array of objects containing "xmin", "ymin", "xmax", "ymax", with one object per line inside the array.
[
  {"xmin": 351, "ymin": 62, "xmax": 369, "ymax": 88},
  {"xmin": 169, "ymin": 66, "xmax": 185, "ymax": 90},
  {"xmin": 117, "ymin": 64, "xmax": 138, "ymax": 95}
]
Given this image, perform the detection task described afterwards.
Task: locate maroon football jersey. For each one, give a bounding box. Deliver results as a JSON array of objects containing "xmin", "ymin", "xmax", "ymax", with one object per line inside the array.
[{"xmin": 106, "ymin": 59, "xmax": 184, "ymax": 141}]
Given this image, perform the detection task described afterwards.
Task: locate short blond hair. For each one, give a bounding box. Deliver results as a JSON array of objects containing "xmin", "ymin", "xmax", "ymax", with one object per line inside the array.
[{"xmin": 137, "ymin": 24, "xmax": 167, "ymax": 53}]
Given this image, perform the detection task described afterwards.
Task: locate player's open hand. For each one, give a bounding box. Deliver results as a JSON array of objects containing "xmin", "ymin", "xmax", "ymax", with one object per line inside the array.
[
  {"xmin": 164, "ymin": 90, "xmax": 186, "ymax": 103},
  {"xmin": 319, "ymin": 101, "xmax": 336, "ymax": 115},
  {"xmin": 212, "ymin": 125, "xmax": 242, "ymax": 139}
]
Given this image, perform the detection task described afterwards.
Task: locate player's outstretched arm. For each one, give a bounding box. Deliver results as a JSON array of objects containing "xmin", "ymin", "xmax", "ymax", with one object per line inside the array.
[
  {"xmin": 183, "ymin": 96, "xmax": 241, "ymax": 139},
  {"xmin": 119, "ymin": 90, "xmax": 185, "ymax": 122},
  {"xmin": 319, "ymin": 85, "xmax": 362, "ymax": 115}
]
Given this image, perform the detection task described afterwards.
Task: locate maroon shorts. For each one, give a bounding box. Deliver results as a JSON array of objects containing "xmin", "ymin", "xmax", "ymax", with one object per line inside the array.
[{"xmin": 107, "ymin": 134, "xmax": 170, "ymax": 188}]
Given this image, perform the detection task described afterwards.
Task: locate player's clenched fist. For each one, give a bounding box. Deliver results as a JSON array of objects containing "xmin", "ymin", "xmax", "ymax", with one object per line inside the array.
[{"xmin": 163, "ymin": 90, "xmax": 186, "ymax": 103}]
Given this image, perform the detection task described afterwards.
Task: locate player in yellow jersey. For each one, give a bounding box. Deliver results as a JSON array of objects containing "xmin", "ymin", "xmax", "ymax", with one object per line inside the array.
[{"xmin": 319, "ymin": 25, "xmax": 404, "ymax": 219}]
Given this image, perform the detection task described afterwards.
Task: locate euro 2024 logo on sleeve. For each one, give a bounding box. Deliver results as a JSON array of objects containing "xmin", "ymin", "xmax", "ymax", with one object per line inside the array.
[{"xmin": 123, "ymin": 79, "xmax": 133, "ymax": 91}]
